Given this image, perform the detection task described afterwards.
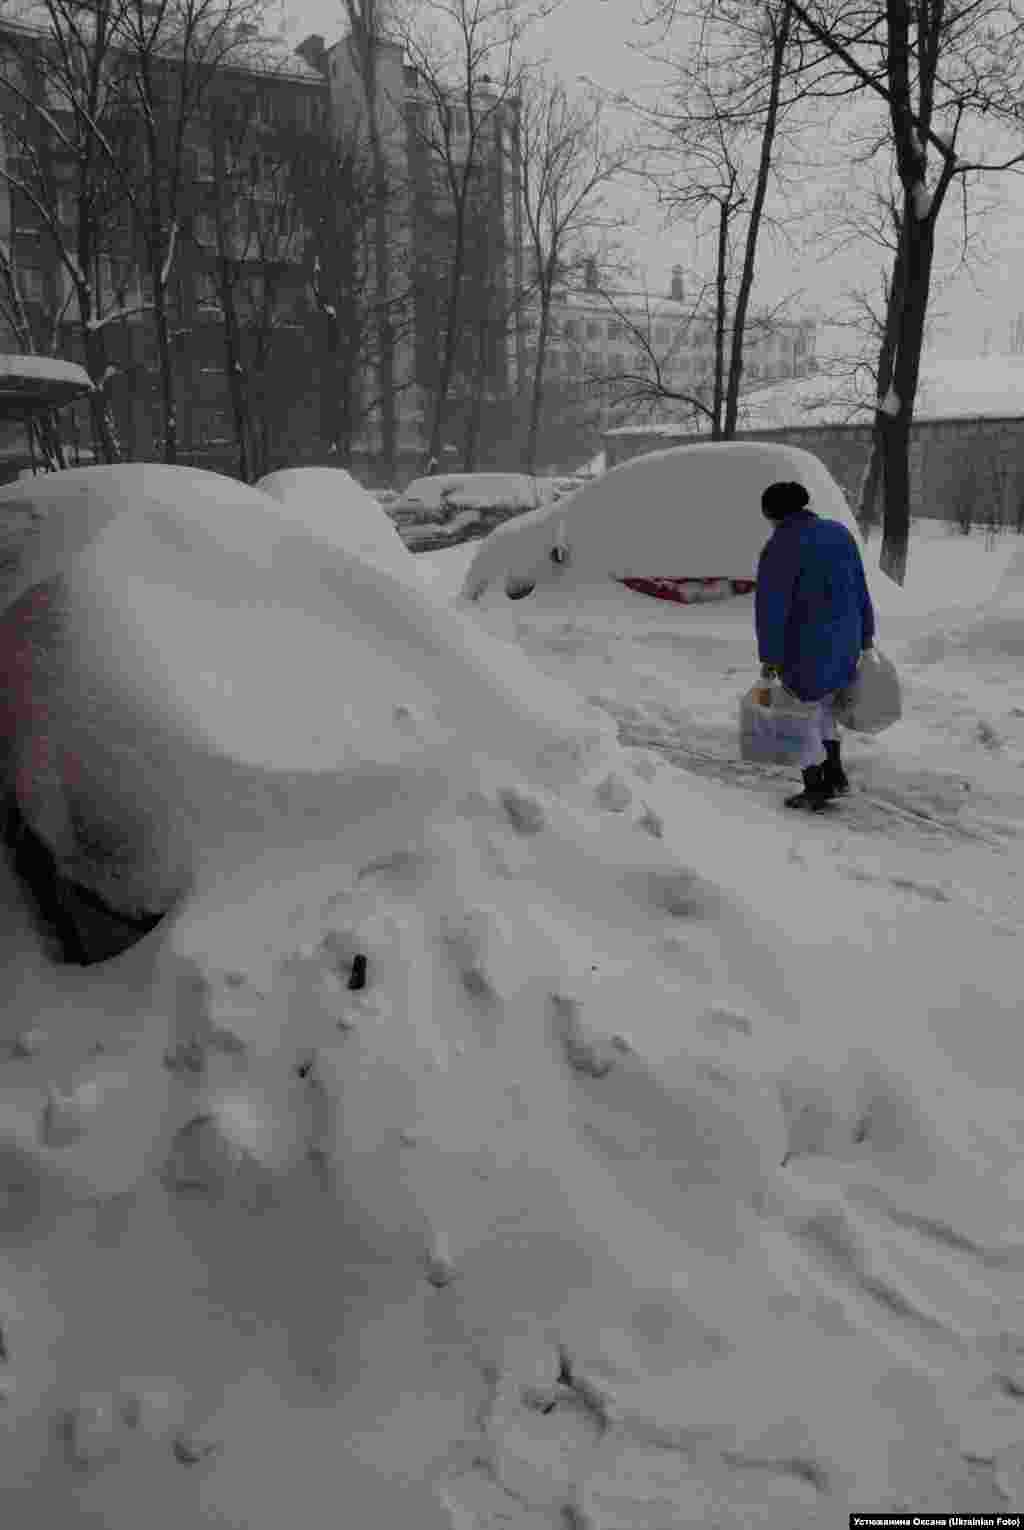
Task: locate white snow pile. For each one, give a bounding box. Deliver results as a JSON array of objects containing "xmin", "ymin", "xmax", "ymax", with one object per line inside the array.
[
  {"xmin": 0, "ymin": 464, "xmax": 612, "ymax": 918},
  {"xmin": 2, "ymin": 465, "xmax": 1024, "ymax": 1526},
  {"xmin": 255, "ymin": 466, "xmax": 417, "ymax": 582},
  {"xmin": 398, "ymin": 473, "xmax": 542, "ymax": 513},
  {"xmin": 0, "ymin": 354, "xmax": 92, "ymax": 393},
  {"xmin": 461, "ymin": 441, "xmax": 864, "ymax": 602}
]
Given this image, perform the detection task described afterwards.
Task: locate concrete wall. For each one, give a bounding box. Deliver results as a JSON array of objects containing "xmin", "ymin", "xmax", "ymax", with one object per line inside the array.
[{"xmin": 604, "ymin": 415, "xmax": 1024, "ymax": 527}]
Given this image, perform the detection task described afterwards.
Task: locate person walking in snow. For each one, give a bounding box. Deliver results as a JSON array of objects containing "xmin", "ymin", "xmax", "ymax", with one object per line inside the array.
[{"xmin": 756, "ymin": 480, "xmax": 876, "ymax": 811}]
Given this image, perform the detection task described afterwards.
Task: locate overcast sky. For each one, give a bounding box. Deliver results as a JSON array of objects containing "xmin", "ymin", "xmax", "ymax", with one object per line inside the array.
[{"xmin": 278, "ymin": 0, "xmax": 1024, "ymax": 363}]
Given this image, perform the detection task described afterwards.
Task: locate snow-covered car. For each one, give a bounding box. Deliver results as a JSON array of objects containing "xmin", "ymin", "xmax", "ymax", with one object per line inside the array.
[
  {"xmin": 460, "ymin": 440, "xmax": 867, "ymax": 604},
  {"xmin": 0, "ymin": 461, "xmax": 609, "ymax": 960},
  {"xmin": 534, "ymin": 476, "xmax": 584, "ymax": 505},
  {"xmin": 255, "ymin": 466, "xmax": 417, "ymax": 583},
  {"xmin": 390, "ymin": 472, "xmax": 548, "ymax": 552},
  {"xmin": 394, "ymin": 472, "xmax": 544, "ymax": 518}
]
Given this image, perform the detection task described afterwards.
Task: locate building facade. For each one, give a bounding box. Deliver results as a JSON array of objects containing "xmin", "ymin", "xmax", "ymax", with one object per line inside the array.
[
  {"xmin": 324, "ymin": 30, "xmax": 523, "ymax": 461},
  {"xmin": 520, "ymin": 262, "xmax": 818, "ymax": 432},
  {"xmin": 0, "ymin": 10, "xmax": 809, "ymax": 479},
  {"xmin": 0, "ymin": 6, "xmax": 334, "ymax": 471}
]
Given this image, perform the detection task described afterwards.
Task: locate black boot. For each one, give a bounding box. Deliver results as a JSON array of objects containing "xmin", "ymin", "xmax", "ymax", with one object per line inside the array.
[
  {"xmin": 784, "ymin": 763, "xmax": 834, "ymax": 812},
  {"xmin": 821, "ymin": 739, "xmax": 850, "ymax": 796}
]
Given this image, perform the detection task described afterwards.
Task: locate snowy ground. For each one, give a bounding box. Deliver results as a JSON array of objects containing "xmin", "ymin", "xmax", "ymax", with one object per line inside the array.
[{"xmin": 3, "ymin": 466, "xmax": 1024, "ymax": 1527}]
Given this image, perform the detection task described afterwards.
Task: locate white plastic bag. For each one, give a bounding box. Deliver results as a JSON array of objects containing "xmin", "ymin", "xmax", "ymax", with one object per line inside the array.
[
  {"xmin": 833, "ymin": 649, "xmax": 902, "ymax": 735},
  {"xmin": 738, "ymin": 681, "xmax": 824, "ymax": 766}
]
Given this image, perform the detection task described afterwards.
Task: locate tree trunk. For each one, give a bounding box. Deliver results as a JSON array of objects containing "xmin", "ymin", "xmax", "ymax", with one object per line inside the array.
[
  {"xmin": 80, "ymin": 304, "xmax": 121, "ymax": 463},
  {"xmin": 349, "ymin": 9, "xmax": 398, "ymax": 484},
  {"xmin": 525, "ymin": 291, "xmax": 552, "ymax": 475},
  {"xmin": 857, "ymin": 202, "xmax": 907, "ymax": 540},
  {"xmin": 217, "ymin": 261, "xmax": 251, "ymax": 482},
  {"xmin": 724, "ymin": 0, "xmax": 792, "ymax": 437},
  {"xmin": 150, "ymin": 262, "xmax": 178, "ymax": 464},
  {"xmin": 370, "ymin": 154, "xmax": 397, "ymax": 480},
  {"xmin": 878, "ymin": 216, "xmax": 936, "ymax": 582},
  {"xmin": 711, "ymin": 199, "xmax": 729, "ymax": 440},
  {"xmin": 877, "ymin": 408, "xmax": 911, "ymax": 584},
  {"xmin": 463, "ymin": 345, "xmax": 485, "ymax": 472},
  {"xmin": 427, "ymin": 266, "xmax": 465, "ymax": 465}
]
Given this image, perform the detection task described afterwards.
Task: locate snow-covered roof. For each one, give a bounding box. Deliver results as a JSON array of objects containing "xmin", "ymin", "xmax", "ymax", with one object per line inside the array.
[
  {"xmin": 729, "ymin": 355, "xmax": 1024, "ymax": 430},
  {"xmin": 538, "ymin": 287, "xmax": 815, "ymax": 333},
  {"xmin": 0, "ymin": 353, "xmax": 92, "ymax": 415},
  {"xmin": 604, "ymin": 354, "xmax": 1024, "ymax": 439}
]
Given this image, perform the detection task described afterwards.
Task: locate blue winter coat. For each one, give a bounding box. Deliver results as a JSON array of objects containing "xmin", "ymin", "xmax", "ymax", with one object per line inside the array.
[{"xmin": 755, "ymin": 510, "xmax": 876, "ymax": 702}]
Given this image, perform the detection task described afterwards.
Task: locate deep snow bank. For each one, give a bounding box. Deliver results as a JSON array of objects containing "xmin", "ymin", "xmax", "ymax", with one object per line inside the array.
[
  {"xmin": 0, "ymin": 464, "xmax": 614, "ymax": 917},
  {"xmin": 2, "ymin": 467, "xmax": 1022, "ymax": 1527},
  {"xmin": 255, "ymin": 466, "xmax": 417, "ymax": 582}
]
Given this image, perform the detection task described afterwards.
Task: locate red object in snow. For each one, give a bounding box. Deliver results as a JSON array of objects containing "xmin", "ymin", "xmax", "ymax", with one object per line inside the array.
[{"xmin": 618, "ymin": 576, "xmax": 756, "ymax": 605}]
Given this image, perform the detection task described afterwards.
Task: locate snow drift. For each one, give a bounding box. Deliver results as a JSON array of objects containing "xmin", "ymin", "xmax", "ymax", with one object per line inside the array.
[
  {"xmin": 1, "ymin": 467, "xmax": 1022, "ymax": 1526},
  {"xmin": 0, "ymin": 464, "xmax": 613, "ymax": 918},
  {"xmin": 254, "ymin": 466, "xmax": 417, "ymax": 583}
]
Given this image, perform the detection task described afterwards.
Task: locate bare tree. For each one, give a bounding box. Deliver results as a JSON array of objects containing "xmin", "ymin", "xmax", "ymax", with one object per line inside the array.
[
  {"xmin": 307, "ymin": 137, "xmax": 375, "ymax": 467},
  {"xmin": 393, "ymin": 0, "xmax": 554, "ymax": 467},
  {"xmin": 785, "ymin": 0, "xmax": 1024, "ymax": 585},
  {"xmin": 196, "ymin": 83, "xmax": 324, "ymax": 480},
  {"xmin": 0, "ymin": 0, "xmax": 142, "ymax": 461},
  {"xmin": 341, "ymin": 0, "xmax": 404, "ymax": 480},
  {"xmin": 576, "ymin": 271, "xmax": 722, "ymax": 428},
  {"xmin": 517, "ymin": 72, "xmax": 631, "ymax": 471},
  {"xmin": 621, "ymin": 0, "xmax": 813, "ymax": 438},
  {"xmin": 113, "ymin": 0, "xmax": 262, "ymax": 463}
]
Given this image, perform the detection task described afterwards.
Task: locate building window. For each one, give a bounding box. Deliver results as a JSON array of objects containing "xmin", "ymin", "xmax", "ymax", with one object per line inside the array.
[
  {"xmin": 564, "ymin": 319, "xmax": 580, "ymax": 342},
  {"xmin": 607, "ymin": 320, "xmax": 623, "ymax": 341},
  {"xmin": 654, "ymin": 325, "xmax": 670, "ymax": 347},
  {"xmin": 586, "ymin": 320, "xmax": 601, "ymax": 340},
  {"xmin": 195, "ymin": 145, "xmax": 215, "ymax": 180}
]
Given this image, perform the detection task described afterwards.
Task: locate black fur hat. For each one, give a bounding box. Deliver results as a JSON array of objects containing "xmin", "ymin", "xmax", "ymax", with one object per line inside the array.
[{"xmin": 761, "ymin": 481, "xmax": 810, "ymax": 520}]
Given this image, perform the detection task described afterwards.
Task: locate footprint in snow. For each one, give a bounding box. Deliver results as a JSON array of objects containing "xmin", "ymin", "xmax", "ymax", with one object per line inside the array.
[
  {"xmin": 499, "ymin": 787, "xmax": 546, "ymax": 835},
  {"xmin": 594, "ymin": 773, "xmax": 632, "ymax": 813}
]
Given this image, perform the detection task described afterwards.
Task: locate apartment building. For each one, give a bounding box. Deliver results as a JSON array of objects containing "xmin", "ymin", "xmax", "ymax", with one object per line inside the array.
[
  {"xmin": 0, "ymin": 6, "xmax": 333, "ymax": 464},
  {"xmin": 326, "ymin": 28, "xmax": 523, "ymax": 452},
  {"xmin": 522, "ymin": 262, "xmax": 817, "ymax": 426}
]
